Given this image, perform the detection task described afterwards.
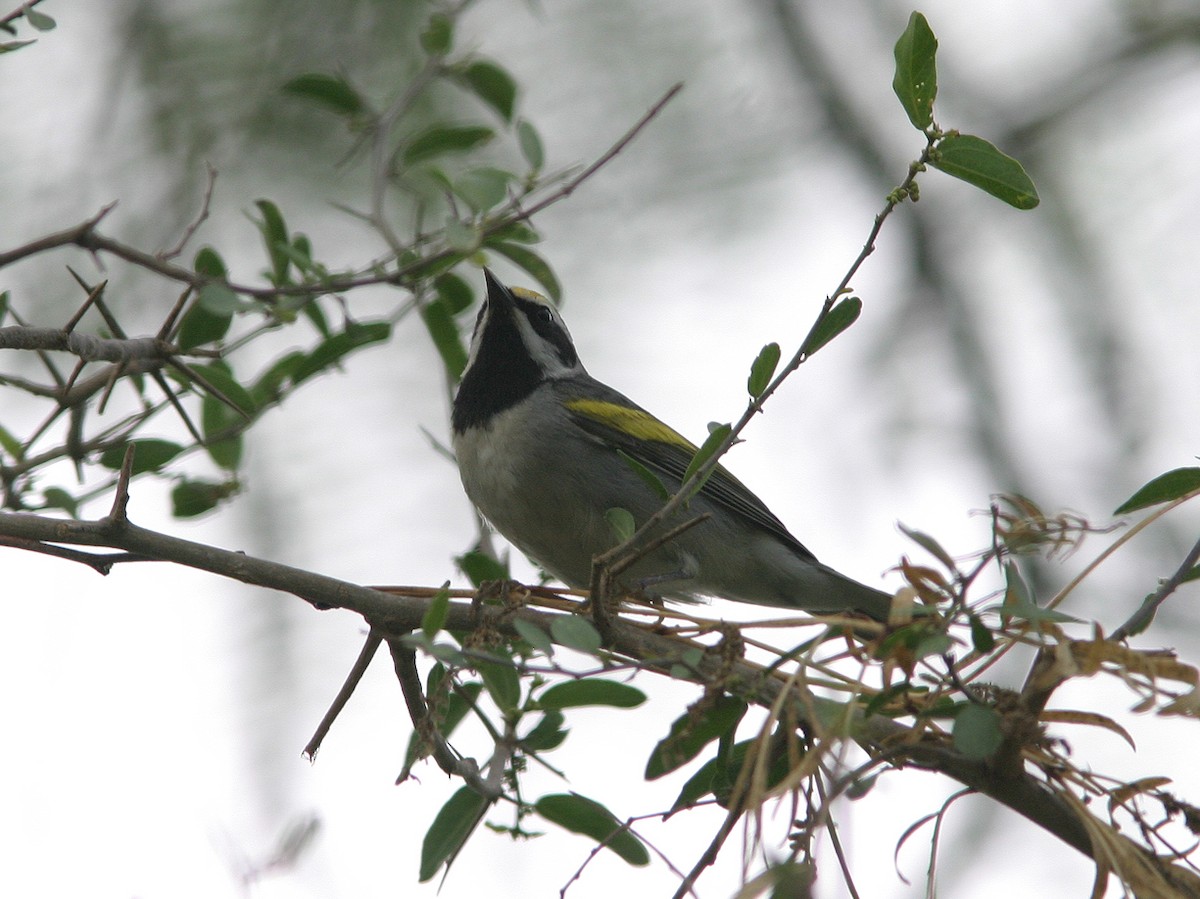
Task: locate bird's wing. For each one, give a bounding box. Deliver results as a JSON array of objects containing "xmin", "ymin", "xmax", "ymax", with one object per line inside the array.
[{"xmin": 559, "ymin": 382, "xmax": 818, "ymax": 563}]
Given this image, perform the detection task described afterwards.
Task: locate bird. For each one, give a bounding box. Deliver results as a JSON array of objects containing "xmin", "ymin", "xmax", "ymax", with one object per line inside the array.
[{"xmin": 450, "ymin": 268, "xmax": 893, "ymax": 622}]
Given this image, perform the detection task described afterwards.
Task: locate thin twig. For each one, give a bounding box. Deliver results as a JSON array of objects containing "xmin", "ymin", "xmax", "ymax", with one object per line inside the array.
[{"xmin": 159, "ymin": 163, "xmax": 217, "ymax": 261}]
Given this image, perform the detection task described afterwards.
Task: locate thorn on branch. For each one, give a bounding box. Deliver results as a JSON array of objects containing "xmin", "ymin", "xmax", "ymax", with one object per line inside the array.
[
  {"xmin": 304, "ymin": 627, "xmax": 384, "ymax": 760},
  {"xmin": 107, "ymin": 442, "xmax": 137, "ymax": 522},
  {"xmin": 62, "ymin": 278, "xmax": 108, "ymax": 333}
]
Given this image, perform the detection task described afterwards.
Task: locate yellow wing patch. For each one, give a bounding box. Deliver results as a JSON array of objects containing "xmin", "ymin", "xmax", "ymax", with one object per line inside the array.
[{"xmin": 566, "ymin": 399, "xmax": 696, "ymax": 449}]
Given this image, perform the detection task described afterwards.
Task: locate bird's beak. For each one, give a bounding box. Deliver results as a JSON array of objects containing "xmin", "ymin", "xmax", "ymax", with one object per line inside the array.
[{"xmin": 482, "ymin": 267, "xmax": 513, "ymax": 311}]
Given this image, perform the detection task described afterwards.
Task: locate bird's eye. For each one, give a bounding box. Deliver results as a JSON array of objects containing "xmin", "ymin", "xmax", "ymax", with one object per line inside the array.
[{"xmin": 534, "ymin": 307, "xmax": 553, "ymax": 323}]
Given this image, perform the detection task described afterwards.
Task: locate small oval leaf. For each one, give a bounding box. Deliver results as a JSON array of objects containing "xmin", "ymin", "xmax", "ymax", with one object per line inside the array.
[
  {"xmin": 747, "ymin": 342, "xmax": 781, "ymax": 398},
  {"xmin": 517, "ymin": 119, "xmax": 544, "ymax": 170},
  {"xmin": 931, "ymin": 133, "xmax": 1039, "ymax": 210},
  {"xmin": 421, "ymin": 581, "xmax": 452, "ymax": 639},
  {"xmin": 952, "ymin": 703, "xmax": 1003, "ymax": 760},
  {"xmin": 549, "ymin": 616, "xmax": 602, "ymax": 656},
  {"xmin": 540, "ymin": 679, "xmax": 647, "ymax": 710},
  {"xmin": 801, "ymin": 297, "xmax": 862, "ymax": 357},
  {"xmin": 419, "ymin": 787, "xmax": 489, "ymax": 882},
  {"xmin": 98, "ymin": 439, "xmax": 184, "ymax": 474},
  {"xmin": 282, "ymin": 73, "xmax": 365, "ymax": 117},
  {"xmin": 513, "ymin": 618, "xmax": 554, "ymax": 655},
  {"xmin": 604, "ymin": 507, "xmax": 635, "ymax": 543},
  {"xmin": 460, "ymin": 60, "xmax": 517, "ymax": 122},
  {"xmin": 646, "ymin": 694, "xmax": 747, "ymax": 780},
  {"xmin": 487, "ymin": 242, "xmax": 561, "ymax": 302},
  {"xmin": 402, "ymin": 125, "xmax": 495, "ymax": 167},
  {"xmin": 892, "ymin": 11, "xmax": 938, "ymax": 130},
  {"xmin": 535, "ymin": 793, "xmax": 649, "ymax": 867}
]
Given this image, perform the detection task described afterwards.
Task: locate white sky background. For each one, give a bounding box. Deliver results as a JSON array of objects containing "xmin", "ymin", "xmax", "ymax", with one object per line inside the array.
[{"xmin": 2, "ymin": 1, "xmax": 1200, "ymax": 897}]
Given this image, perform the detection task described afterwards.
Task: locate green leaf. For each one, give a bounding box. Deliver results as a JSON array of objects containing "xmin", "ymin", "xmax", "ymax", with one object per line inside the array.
[
  {"xmin": 460, "ymin": 60, "xmax": 517, "ymax": 122},
  {"xmin": 549, "ymin": 616, "xmax": 602, "ymax": 656},
  {"xmin": 476, "ymin": 659, "xmax": 521, "ymax": 714},
  {"xmin": 0, "ymin": 40, "xmax": 37, "ymax": 54},
  {"xmin": 402, "ymin": 125, "xmax": 495, "ymax": 167},
  {"xmin": 540, "ymin": 679, "xmax": 646, "ymax": 710},
  {"xmin": 682, "ymin": 423, "xmax": 732, "ymax": 493},
  {"xmin": 255, "ymin": 199, "xmax": 290, "ymax": 284},
  {"xmin": 534, "ymin": 794, "xmax": 649, "ymax": 867},
  {"xmin": 521, "ymin": 710, "xmax": 568, "ymax": 751},
  {"xmin": 670, "ymin": 737, "xmax": 790, "ymax": 812},
  {"xmin": 179, "ymin": 249, "xmax": 235, "ymax": 350},
  {"xmin": 952, "ymin": 703, "xmax": 1003, "ymax": 759},
  {"xmin": 931, "ymin": 133, "xmax": 1040, "ymax": 210},
  {"xmin": 454, "ymin": 167, "xmax": 513, "ymax": 213},
  {"xmin": 487, "ymin": 242, "xmax": 561, "ymax": 302},
  {"xmin": 892, "ymin": 11, "xmax": 938, "ymax": 130},
  {"xmin": 250, "ymin": 350, "xmax": 305, "ymax": 406},
  {"xmin": 190, "ymin": 360, "xmax": 257, "ymax": 417},
  {"xmin": 513, "ymin": 618, "xmax": 554, "ymax": 655},
  {"xmin": 282, "ymin": 73, "xmax": 365, "ymax": 117},
  {"xmin": 646, "ymin": 694, "xmax": 747, "ymax": 779},
  {"xmin": 968, "ymin": 613, "xmax": 995, "ymax": 653},
  {"xmin": 197, "ymin": 283, "xmax": 246, "ymax": 316},
  {"xmin": 0, "ymin": 290, "xmax": 10, "ymax": 324},
  {"xmin": 419, "ymin": 787, "xmax": 490, "ymax": 881},
  {"xmin": 456, "ymin": 550, "xmax": 508, "ymax": 586},
  {"xmin": 434, "ymin": 272, "xmax": 474, "ymax": 315},
  {"xmin": 190, "ymin": 361, "xmax": 254, "ymax": 470},
  {"xmin": 617, "ymin": 449, "xmax": 669, "ymax": 501},
  {"xmin": 490, "ymin": 220, "xmax": 540, "ymax": 245},
  {"xmin": 421, "ymin": 298, "xmax": 469, "ymax": 379},
  {"xmin": 517, "ymin": 119, "xmax": 544, "ymax": 170},
  {"xmin": 444, "ymin": 219, "xmax": 480, "ymax": 253},
  {"xmin": 420, "ymin": 13, "xmax": 454, "ymax": 55},
  {"xmin": 800, "ymin": 297, "xmax": 861, "ymax": 357},
  {"xmin": 604, "ymin": 507, "xmax": 635, "ymax": 543},
  {"xmin": 25, "ymin": 8, "xmax": 56, "ymax": 31},
  {"xmin": 747, "ymin": 342, "xmax": 781, "ymax": 398},
  {"xmin": 171, "ymin": 479, "xmax": 236, "ymax": 518},
  {"xmin": 0, "ymin": 422, "xmax": 22, "ymax": 461},
  {"xmin": 201, "ymin": 400, "xmax": 244, "ymax": 470},
  {"xmin": 98, "ymin": 439, "xmax": 184, "ymax": 474},
  {"xmin": 291, "ymin": 321, "xmax": 391, "ymax": 384},
  {"xmin": 421, "ymin": 582, "xmax": 452, "ymax": 639},
  {"xmin": 193, "ymin": 246, "xmax": 228, "ymax": 279},
  {"xmin": 1115, "ymin": 467, "xmax": 1200, "ymax": 514},
  {"xmin": 40, "ymin": 487, "xmax": 79, "ymax": 517}
]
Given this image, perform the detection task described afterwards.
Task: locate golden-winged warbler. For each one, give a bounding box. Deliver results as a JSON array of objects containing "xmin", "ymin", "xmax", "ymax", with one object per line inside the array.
[{"xmin": 451, "ymin": 269, "xmax": 892, "ymax": 621}]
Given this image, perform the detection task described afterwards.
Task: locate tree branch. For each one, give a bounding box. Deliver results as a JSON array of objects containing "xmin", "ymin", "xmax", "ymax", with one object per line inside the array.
[{"xmin": 2, "ymin": 507, "xmax": 1198, "ymax": 892}]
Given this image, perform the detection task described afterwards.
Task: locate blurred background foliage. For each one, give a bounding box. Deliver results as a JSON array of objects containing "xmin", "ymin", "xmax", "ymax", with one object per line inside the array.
[{"xmin": 3, "ymin": 0, "xmax": 1200, "ymax": 896}]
